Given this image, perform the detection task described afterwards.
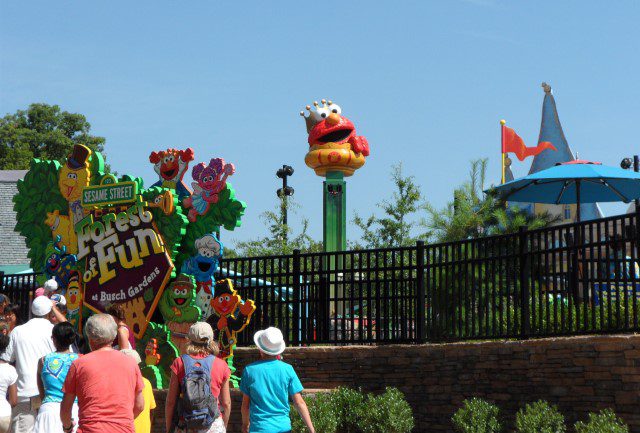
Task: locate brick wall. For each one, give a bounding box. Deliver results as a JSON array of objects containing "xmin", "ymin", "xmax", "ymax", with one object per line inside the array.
[{"xmin": 152, "ymin": 335, "xmax": 640, "ymax": 432}]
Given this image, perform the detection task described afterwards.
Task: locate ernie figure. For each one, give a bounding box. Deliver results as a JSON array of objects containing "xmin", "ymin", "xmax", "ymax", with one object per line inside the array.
[{"xmin": 206, "ymin": 279, "xmax": 256, "ymax": 359}]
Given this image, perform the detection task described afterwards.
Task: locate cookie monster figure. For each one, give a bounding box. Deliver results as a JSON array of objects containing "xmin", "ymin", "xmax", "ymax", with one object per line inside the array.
[{"xmin": 180, "ymin": 233, "xmax": 223, "ymax": 319}]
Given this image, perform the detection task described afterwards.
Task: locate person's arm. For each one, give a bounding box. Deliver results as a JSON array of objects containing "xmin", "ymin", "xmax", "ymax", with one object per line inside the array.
[
  {"xmin": 133, "ymin": 389, "xmax": 144, "ymax": 418},
  {"xmin": 165, "ymin": 371, "xmax": 180, "ymax": 433},
  {"xmin": 219, "ymin": 377, "xmax": 231, "ymax": 427},
  {"xmin": 292, "ymin": 393, "xmax": 315, "ymax": 433},
  {"xmin": 2, "ymin": 333, "xmax": 15, "ymax": 363},
  {"xmin": 117, "ymin": 326, "xmax": 130, "ymax": 350},
  {"xmin": 60, "ymin": 393, "xmax": 76, "ymax": 431},
  {"xmin": 36, "ymin": 357, "xmax": 45, "ymax": 400},
  {"xmin": 7, "ymin": 384, "xmax": 17, "ymax": 407},
  {"xmin": 51, "ymin": 303, "xmax": 67, "ymax": 323},
  {"xmin": 241, "ymin": 394, "xmax": 250, "ymax": 433}
]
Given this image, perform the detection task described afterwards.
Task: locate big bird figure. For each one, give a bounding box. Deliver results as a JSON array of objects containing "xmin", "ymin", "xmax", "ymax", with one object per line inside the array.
[{"xmin": 45, "ymin": 144, "xmax": 92, "ymax": 254}]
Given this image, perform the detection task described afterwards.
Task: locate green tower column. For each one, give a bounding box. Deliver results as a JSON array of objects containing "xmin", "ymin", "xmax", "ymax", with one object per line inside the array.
[
  {"xmin": 323, "ymin": 171, "xmax": 346, "ymax": 318},
  {"xmin": 323, "ymin": 171, "xmax": 347, "ymax": 252}
]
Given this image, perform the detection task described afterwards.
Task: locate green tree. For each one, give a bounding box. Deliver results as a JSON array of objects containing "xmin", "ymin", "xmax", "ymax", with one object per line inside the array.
[
  {"xmin": 352, "ymin": 163, "xmax": 429, "ymax": 249},
  {"xmin": 0, "ymin": 103, "xmax": 106, "ymax": 169},
  {"xmin": 425, "ymin": 159, "xmax": 558, "ymax": 242},
  {"xmin": 234, "ymin": 197, "xmax": 322, "ymax": 256}
]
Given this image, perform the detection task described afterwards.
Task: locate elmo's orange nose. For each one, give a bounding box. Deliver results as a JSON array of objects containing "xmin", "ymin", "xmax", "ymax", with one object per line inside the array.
[{"xmin": 327, "ymin": 113, "xmax": 340, "ymax": 125}]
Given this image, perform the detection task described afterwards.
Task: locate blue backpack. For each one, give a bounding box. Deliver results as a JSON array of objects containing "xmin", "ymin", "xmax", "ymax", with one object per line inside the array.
[{"xmin": 178, "ymin": 355, "xmax": 219, "ymax": 430}]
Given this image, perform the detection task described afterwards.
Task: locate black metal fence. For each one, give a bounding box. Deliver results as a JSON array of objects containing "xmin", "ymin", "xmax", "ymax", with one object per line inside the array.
[
  {"xmin": 0, "ymin": 272, "xmax": 39, "ymax": 322},
  {"xmin": 222, "ymin": 209, "xmax": 640, "ymax": 345},
  {"xmin": 3, "ymin": 210, "xmax": 640, "ymax": 345}
]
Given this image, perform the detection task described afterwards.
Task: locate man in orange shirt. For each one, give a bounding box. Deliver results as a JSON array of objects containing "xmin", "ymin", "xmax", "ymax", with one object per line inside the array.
[{"xmin": 61, "ymin": 314, "xmax": 144, "ymax": 433}]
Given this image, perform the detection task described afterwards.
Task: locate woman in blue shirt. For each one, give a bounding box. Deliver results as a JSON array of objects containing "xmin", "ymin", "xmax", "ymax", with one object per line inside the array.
[
  {"xmin": 34, "ymin": 322, "xmax": 79, "ymax": 433},
  {"xmin": 239, "ymin": 327, "xmax": 314, "ymax": 433}
]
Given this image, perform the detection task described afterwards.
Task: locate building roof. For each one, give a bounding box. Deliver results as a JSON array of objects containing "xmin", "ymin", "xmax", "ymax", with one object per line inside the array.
[
  {"xmin": 0, "ymin": 171, "xmax": 30, "ymax": 268},
  {"xmin": 0, "ymin": 170, "xmax": 27, "ymax": 183}
]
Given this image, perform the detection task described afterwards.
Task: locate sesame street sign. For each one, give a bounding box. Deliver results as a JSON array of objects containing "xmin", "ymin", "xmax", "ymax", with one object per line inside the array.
[
  {"xmin": 81, "ymin": 181, "xmax": 137, "ymax": 208},
  {"xmin": 76, "ymin": 194, "xmax": 173, "ymax": 338}
]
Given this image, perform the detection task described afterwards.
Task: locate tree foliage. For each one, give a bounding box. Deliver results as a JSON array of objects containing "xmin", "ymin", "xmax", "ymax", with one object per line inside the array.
[
  {"xmin": 0, "ymin": 103, "xmax": 106, "ymax": 170},
  {"xmin": 425, "ymin": 159, "xmax": 559, "ymax": 243},
  {"xmin": 352, "ymin": 163, "xmax": 429, "ymax": 249},
  {"xmin": 13, "ymin": 159, "xmax": 68, "ymax": 271},
  {"xmin": 234, "ymin": 197, "xmax": 322, "ymax": 257}
]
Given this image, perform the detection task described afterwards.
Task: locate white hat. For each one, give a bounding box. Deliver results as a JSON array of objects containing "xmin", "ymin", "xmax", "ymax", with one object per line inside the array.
[
  {"xmin": 31, "ymin": 296, "xmax": 53, "ymax": 317},
  {"xmin": 253, "ymin": 327, "xmax": 286, "ymax": 356},
  {"xmin": 43, "ymin": 278, "xmax": 59, "ymax": 293},
  {"xmin": 121, "ymin": 349, "xmax": 142, "ymax": 364}
]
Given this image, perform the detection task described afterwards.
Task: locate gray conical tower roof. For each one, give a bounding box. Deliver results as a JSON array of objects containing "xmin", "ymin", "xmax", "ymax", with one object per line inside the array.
[{"xmin": 528, "ymin": 83, "xmax": 603, "ymax": 220}]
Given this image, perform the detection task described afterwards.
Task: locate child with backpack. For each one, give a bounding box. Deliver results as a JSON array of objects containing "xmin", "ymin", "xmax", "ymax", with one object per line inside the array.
[
  {"xmin": 165, "ymin": 322, "xmax": 231, "ymax": 433},
  {"xmin": 240, "ymin": 327, "xmax": 315, "ymax": 433}
]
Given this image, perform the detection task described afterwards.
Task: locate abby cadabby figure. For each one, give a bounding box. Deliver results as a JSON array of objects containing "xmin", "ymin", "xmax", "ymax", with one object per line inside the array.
[{"xmin": 183, "ymin": 158, "xmax": 235, "ymax": 222}]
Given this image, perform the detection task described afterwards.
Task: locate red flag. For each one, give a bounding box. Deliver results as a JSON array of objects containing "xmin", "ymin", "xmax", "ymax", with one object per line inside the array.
[{"xmin": 501, "ymin": 125, "xmax": 556, "ymax": 161}]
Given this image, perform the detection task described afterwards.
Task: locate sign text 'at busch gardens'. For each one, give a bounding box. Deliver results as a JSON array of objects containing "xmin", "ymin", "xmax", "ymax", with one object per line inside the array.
[{"xmin": 13, "ymin": 144, "xmax": 253, "ymax": 389}]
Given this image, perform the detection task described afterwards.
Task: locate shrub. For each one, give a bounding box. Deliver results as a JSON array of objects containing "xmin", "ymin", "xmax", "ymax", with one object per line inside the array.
[
  {"xmin": 331, "ymin": 386, "xmax": 365, "ymax": 433},
  {"xmin": 452, "ymin": 398, "xmax": 502, "ymax": 433},
  {"xmin": 291, "ymin": 392, "xmax": 338, "ymax": 433},
  {"xmin": 359, "ymin": 387, "xmax": 414, "ymax": 433},
  {"xmin": 574, "ymin": 409, "xmax": 629, "ymax": 433},
  {"xmin": 515, "ymin": 400, "xmax": 566, "ymax": 433}
]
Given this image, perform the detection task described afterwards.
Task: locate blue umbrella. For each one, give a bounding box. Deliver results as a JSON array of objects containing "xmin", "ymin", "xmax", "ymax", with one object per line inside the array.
[{"xmin": 491, "ymin": 161, "xmax": 640, "ymax": 221}]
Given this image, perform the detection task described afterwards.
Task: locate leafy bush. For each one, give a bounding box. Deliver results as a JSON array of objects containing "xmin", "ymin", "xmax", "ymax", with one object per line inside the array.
[
  {"xmin": 452, "ymin": 398, "xmax": 502, "ymax": 433},
  {"xmin": 574, "ymin": 409, "xmax": 629, "ymax": 433},
  {"xmin": 515, "ymin": 400, "xmax": 566, "ymax": 433},
  {"xmin": 291, "ymin": 391, "xmax": 338, "ymax": 433},
  {"xmin": 331, "ymin": 386, "xmax": 365, "ymax": 433},
  {"xmin": 359, "ymin": 387, "xmax": 414, "ymax": 433},
  {"xmin": 290, "ymin": 387, "xmax": 413, "ymax": 433}
]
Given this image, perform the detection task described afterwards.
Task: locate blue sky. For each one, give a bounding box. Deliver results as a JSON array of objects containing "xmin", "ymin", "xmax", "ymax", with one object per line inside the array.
[{"xmin": 2, "ymin": 1, "xmax": 639, "ymax": 247}]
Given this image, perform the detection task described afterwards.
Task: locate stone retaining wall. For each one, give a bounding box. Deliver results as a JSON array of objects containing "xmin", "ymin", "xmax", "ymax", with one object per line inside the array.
[{"xmin": 152, "ymin": 335, "xmax": 640, "ymax": 432}]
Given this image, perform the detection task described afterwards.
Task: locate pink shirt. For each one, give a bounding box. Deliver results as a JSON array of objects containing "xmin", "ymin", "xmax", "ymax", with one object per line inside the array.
[
  {"xmin": 170, "ymin": 355, "xmax": 230, "ymax": 400},
  {"xmin": 63, "ymin": 349, "xmax": 144, "ymax": 433}
]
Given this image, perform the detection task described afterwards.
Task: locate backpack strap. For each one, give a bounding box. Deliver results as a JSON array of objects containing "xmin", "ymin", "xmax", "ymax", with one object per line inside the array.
[{"xmin": 181, "ymin": 355, "xmax": 215, "ymax": 379}]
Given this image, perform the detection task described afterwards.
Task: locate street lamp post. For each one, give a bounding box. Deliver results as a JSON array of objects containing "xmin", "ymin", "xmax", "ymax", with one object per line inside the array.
[{"xmin": 276, "ymin": 165, "xmax": 295, "ymax": 238}]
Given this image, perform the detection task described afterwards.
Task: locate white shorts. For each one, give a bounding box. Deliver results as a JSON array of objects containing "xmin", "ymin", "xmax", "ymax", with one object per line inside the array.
[{"xmin": 176, "ymin": 416, "xmax": 226, "ymax": 433}]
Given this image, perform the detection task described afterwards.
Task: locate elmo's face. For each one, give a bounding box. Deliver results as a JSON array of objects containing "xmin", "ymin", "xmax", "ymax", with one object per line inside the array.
[
  {"xmin": 308, "ymin": 115, "xmax": 355, "ymax": 146},
  {"xmin": 159, "ymin": 154, "xmax": 179, "ymax": 181},
  {"xmin": 307, "ymin": 103, "xmax": 355, "ymax": 145},
  {"xmin": 212, "ymin": 293, "xmax": 239, "ymax": 316}
]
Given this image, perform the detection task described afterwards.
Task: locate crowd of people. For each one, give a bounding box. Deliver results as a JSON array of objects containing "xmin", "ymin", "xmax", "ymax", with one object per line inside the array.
[{"xmin": 0, "ymin": 280, "xmax": 315, "ymax": 433}]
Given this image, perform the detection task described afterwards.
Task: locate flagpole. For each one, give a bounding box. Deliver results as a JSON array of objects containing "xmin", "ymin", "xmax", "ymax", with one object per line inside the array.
[{"xmin": 500, "ymin": 119, "xmax": 506, "ymax": 184}]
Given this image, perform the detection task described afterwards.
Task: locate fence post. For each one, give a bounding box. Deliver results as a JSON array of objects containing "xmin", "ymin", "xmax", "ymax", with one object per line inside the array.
[
  {"xmin": 416, "ymin": 241, "xmax": 426, "ymax": 343},
  {"xmin": 292, "ymin": 249, "xmax": 301, "ymax": 345},
  {"xmin": 519, "ymin": 226, "xmax": 530, "ymax": 338}
]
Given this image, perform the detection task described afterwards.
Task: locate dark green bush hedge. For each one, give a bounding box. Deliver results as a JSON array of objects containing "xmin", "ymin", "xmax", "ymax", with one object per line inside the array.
[
  {"xmin": 452, "ymin": 398, "xmax": 502, "ymax": 433},
  {"xmin": 514, "ymin": 400, "xmax": 566, "ymax": 433},
  {"xmin": 290, "ymin": 386, "xmax": 414, "ymax": 433},
  {"xmin": 574, "ymin": 409, "xmax": 629, "ymax": 433}
]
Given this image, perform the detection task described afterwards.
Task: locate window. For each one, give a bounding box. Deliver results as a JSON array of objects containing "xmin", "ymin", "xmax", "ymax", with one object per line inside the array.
[{"xmin": 564, "ymin": 205, "xmax": 571, "ymax": 220}]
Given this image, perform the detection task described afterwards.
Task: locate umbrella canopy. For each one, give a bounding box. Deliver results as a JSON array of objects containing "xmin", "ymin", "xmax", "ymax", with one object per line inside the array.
[{"xmin": 490, "ymin": 161, "xmax": 640, "ymax": 221}]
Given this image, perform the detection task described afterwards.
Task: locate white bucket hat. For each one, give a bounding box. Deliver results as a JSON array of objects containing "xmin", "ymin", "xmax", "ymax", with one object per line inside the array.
[{"xmin": 253, "ymin": 327, "xmax": 286, "ymax": 356}]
